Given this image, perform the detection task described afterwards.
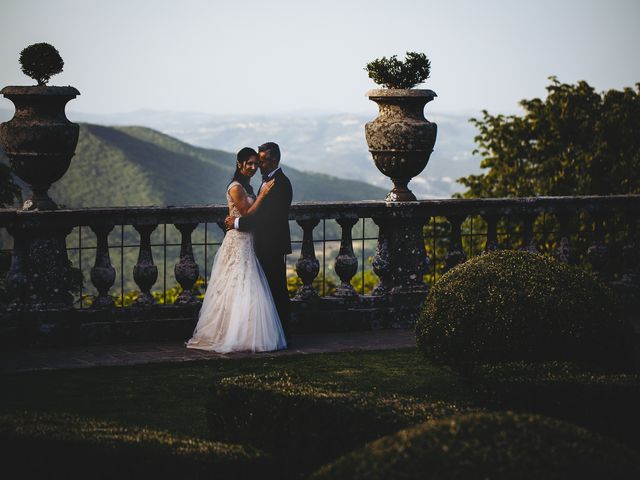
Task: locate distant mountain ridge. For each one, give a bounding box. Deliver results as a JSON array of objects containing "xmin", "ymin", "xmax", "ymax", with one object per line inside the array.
[
  {"xmin": 0, "ymin": 122, "xmax": 388, "ymax": 208},
  {"xmin": 60, "ymin": 109, "xmax": 482, "ymax": 199}
]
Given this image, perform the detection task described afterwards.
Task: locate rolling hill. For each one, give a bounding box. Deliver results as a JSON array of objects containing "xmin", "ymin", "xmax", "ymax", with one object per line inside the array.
[
  {"xmin": 54, "ymin": 109, "xmax": 482, "ymax": 199},
  {"xmin": 1, "ymin": 123, "xmax": 388, "ymax": 208}
]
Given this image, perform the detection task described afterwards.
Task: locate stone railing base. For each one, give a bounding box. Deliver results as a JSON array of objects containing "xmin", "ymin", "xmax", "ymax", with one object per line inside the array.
[{"xmin": 0, "ymin": 295, "xmax": 423, "ymax": 348}]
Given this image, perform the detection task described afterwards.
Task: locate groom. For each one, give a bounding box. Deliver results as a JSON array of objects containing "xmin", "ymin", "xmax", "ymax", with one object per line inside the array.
[{"xmin": 225, "ymin": 142, "xmax": 293, "ymax": 337}]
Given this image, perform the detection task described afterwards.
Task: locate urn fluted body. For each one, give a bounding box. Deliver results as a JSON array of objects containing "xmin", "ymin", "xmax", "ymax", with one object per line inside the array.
[
  {"xmin": 0, "ymin": 85, "xmax": 80, "ymax": 210},
  {"xmin": 365, "ymin": 89, "xmax": 437, "ymax": 202}
]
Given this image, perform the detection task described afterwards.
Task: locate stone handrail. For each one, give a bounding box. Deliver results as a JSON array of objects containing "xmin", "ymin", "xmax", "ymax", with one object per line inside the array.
[{"xmin": 1, "ymin": 195, "xmax": 638, "ymax": 229}]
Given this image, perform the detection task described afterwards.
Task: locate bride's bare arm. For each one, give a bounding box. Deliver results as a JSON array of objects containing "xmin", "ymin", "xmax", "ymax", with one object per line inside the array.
[{"xmin": 228, "ymin": 179, "xmax": 275, "ymax": 217}]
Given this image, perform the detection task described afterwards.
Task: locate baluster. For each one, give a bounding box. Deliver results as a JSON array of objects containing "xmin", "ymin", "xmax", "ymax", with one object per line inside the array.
[
  {"xmin": 554, "ymin": 212, "xmax": 573, "ymax": 264},
  {"xmin": 133, "ymin": 224, "xmax": 158, "ymax": 305},
  {"xmin": 482, "ymin": 214, "xmax": 500, "ymax": 253},
  {"xmin": 520, "ymin": 213, "xmax": 538, "ymax": 253},
  {"xmin": 444, "ymin": 215, "xmax": 466, "ymax": 272},
  {"xmin": 174, "ymin": 223, "xmax": 200, "ymax": 304},
  {"xmin": 89, "ymin": 224, "xmax": 116, "ymax": 308},
  {"xmin": 587, "ymin": 212, "xmax": 610, "ymax": 283},
  {"xmin": 294, "ymin": 218, "xmax": 320, "ymax": 300},
  {"xmin": 333, "ymin": 216, "xmax": 359, "ymax": 298},
  {"xmin": 371, "ymin": 216, "xmax": 392, "ymax": 296}
]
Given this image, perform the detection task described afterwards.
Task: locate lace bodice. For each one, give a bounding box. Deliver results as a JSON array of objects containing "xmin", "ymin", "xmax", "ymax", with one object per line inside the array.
[{"xmin": 226, "ymin": 181, "xmax": 256, "ymax": 218}]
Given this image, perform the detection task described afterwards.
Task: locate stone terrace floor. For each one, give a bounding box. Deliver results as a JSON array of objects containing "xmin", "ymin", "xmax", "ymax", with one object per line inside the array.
[{"xmin": 0, "ymin": 329, "xmax": 415, "ymax": 373}]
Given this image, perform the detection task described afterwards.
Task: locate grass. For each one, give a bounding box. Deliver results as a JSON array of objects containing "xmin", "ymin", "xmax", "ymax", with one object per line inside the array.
[
  {"xmin": 0, "ymin": 411, "xmax": 257, "ymax": 458},
  {"xmin": 4, "ymin": 347, "xmax": 639, "ymax": 479},
  {"xmin": 0, "ymin": 348, "xmax": 473, "ymax": 441}
]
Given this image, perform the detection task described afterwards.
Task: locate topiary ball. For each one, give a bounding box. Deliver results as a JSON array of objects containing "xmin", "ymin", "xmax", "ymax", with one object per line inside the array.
[
  {"xmin": 310, "ymin": 411, "xmax": 640, "ymax": 480},
  {"xmin": 19, "ymin": 42, "xmax": 64, "ymax": 86},
  {"xmin": 415, "ymin": 250, "xmax": 630, "ymax": 371}
]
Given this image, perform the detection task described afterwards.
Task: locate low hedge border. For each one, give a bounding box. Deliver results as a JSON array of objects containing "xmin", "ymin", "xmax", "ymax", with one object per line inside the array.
[
  {"xmin": 472, "ymin": 361, "xmax": 640, "ymax": 448},
  {"xmin": 0, "ymin": 411, "xmax": 272, "ymax": 479},
  {"xmin": 206, "ymin": 372, "xmax": 479, "ymax": 477},
  {"xmin": 310, "ymin": 411, "xmax": 640, "ymax": 480}
]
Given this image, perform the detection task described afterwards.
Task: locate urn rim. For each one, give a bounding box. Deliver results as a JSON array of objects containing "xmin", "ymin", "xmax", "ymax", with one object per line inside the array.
[
  {"xmin": 368, "ymin": 148, "xmax": 434, "ymax": 153},
  {"xmin": 366, "ymin": 88, "xmax": 437, "ymax": 99},
  {"xmin": 1, "ymin": 85, "xmax": 80, "ymax": 97}
]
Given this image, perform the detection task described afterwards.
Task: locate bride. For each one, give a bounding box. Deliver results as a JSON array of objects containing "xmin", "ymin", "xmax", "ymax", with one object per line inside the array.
[{"xmin": 186, "ymin": 147, "xmax": 287, "ymax": 353}]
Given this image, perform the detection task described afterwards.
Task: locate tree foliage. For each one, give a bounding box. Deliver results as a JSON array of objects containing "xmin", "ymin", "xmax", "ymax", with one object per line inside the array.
[{"xmin": 458, "ymin": 78, "xmax": 640, "ymax": 197}]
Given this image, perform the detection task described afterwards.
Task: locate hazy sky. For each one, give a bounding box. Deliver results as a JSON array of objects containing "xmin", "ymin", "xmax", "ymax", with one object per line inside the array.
[{"xmin": 1, "ymin": 0, "xmax": 638, "ymax": 117}]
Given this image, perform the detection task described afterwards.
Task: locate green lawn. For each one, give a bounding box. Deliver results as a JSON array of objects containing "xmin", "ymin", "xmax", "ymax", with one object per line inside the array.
[
  {"xmin": 3, "ymin": 347, "xmax": 639, "ymax": 479},
  {"xmin": 0, "ymin": 348, "xmax": 472, "ymax": 440}
]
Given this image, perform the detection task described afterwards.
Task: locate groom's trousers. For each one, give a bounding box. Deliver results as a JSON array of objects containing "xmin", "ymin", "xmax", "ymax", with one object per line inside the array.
[{"xmin": 258, "ymin": 253, "xmax": 291, "ymax": 336}]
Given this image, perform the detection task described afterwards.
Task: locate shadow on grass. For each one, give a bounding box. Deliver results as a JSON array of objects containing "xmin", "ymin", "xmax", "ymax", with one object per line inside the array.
[{"xmin": 3, "ymin": 349, "xmax": 640, "ymax": 479}]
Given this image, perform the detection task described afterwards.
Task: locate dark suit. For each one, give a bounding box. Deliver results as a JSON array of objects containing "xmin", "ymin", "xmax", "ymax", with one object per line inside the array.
[{"xmin": 237, "ymin": 168, "xmax": 293, "ymax": 334}]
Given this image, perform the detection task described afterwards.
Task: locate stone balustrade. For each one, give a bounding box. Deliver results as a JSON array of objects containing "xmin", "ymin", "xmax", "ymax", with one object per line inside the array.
[{"xmin": 0, "ymin": 195, "xmax": 638, "ymax": 345}]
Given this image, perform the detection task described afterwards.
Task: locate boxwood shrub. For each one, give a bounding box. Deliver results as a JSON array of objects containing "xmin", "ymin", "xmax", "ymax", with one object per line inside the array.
[
  {"xmin": 416, "ymin": 250, "xmax": 631, "ymax": 372},
  {"xmin": 310, "ymin": 411, "xmax": 640, "ymax": 480},
  {"xmin": 206, "ymin": 372, "xmax": 478, "ymax": 477},
  {"xmin": 473, "ymin": 361, "xmax": 640, "ymax": 448},
  {"xmin": 0, "ymin": 412, "xmax": 272, "ymax": 479}
]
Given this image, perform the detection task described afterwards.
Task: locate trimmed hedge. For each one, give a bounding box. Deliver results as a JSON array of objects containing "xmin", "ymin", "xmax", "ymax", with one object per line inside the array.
[
  {"xmin": 0, "ymin": 412, "xmax": 272, "ymax": 479},
  {"xmin": 206, "ymin": 372, "xmax": 478, "ymax": 477},
  {"xmin": 473, "ymin": 361, "xmax": 640, "ymax": 448},
  {"xmin": 416, "ymin": 250, "xmax": 631, "ymax": 371},
  {"xmin": 310, "ymin": 411, "xmax": 640, "ymax": 480}
]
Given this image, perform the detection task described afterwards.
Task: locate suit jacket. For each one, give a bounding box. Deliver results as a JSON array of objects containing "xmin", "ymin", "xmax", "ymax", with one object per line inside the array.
[{"xmin": 237, "ymin": 168, "xmax": 293, "ymax": 257}]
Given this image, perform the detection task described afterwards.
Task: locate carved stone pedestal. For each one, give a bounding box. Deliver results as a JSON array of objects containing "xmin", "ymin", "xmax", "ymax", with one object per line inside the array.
[
  {"xmin": 6, "ymin": 225, "xmax": 77, "ymax": 310},
  {"xmin": 372, "ymin": 215, "xmax": 430, "ymax": 326}
]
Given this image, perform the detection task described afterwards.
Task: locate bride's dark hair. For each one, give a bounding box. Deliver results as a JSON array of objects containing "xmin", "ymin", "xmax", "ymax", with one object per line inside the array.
[{"xmin": 230, "ymin": 147, "xmax": 257, "ymax": 196}]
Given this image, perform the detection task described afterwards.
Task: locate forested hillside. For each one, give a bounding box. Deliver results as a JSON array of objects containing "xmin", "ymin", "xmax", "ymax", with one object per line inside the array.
[{"xmin": 1, "ymin": 123, "xmax": 387, "ymax": 208}]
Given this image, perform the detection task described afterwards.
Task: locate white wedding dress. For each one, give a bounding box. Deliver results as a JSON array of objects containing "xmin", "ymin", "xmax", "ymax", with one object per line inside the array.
[{"xmin": 186, "ymin": 181, "xmax": 287, "ymax": 353}]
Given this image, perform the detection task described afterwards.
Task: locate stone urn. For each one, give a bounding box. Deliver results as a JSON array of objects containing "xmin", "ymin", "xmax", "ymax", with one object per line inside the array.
[
  {"xmin": 365, "ymin": 89, "xmax": 437, "ymax": 202},
  {"xmin": 0, "ymin": 85, "xmax": 80, "ymax": 210}
]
